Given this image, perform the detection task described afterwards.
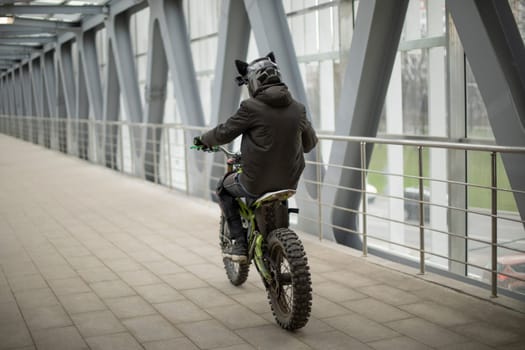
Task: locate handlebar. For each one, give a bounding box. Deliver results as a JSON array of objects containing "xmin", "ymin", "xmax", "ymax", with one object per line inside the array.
[{"xmin": 190, "ymin": 144, "xmax": 239, "ymax": 158}]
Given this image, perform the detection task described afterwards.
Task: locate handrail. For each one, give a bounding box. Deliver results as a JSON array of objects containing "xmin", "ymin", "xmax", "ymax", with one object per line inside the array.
[
  {"xmin": 316, "ymin": 133, "xmax": 525, "ymax": 153},
  {"xmin": 1, "ymin": 114, "xmax": 524, "ymax": 299}
]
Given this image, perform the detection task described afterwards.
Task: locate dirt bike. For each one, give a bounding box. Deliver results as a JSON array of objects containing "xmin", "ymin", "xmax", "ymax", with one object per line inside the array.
[{"xmin": 192, "ymin": 144, "xmax": 312, "ymax": 330}]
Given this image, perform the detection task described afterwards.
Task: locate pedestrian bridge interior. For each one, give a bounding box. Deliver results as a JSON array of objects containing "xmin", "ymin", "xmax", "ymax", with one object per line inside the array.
[{"xmin": 1, "ymin": 0, "xmax": 525, "ymax": 349}]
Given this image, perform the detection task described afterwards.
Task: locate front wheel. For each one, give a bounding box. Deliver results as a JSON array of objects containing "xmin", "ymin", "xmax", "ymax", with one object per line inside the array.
[
  {"xmin": 265, "ymin": 228, "xmax": 312, "ymax": 330},
  {"xmin": 220, "ymin": 216, "xmax": 249, "ymax": 286}
]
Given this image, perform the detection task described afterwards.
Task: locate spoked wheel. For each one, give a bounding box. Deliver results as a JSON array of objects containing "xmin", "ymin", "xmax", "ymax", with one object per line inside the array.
[
  {"xmin": 220, "ymin": 216, "xmax": 249, "ymax": 286},
  {"xmin": 266, "ymin": 228, "xmax": 312, "ymax": 330}
]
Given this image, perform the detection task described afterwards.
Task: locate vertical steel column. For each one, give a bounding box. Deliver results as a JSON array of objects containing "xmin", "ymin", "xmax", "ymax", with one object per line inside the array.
[
  {"xmin": 144, "ymin": 18, "xmax": 168, "ymax": 182},
  {"xmin": 103, "ymin": 39, "xmax": 121, "ymax": 168},
  {"xmin": 58, "ymin": 41, "xmax": 76, "ymax": 119},
  {"xmin": 107, "ymin": 10, "xmax": 143, "ymax": 175},
  {"xmin": 13, "ymin": 68, "xmax": 24, "ymax": 137},
  {"xmin": 30, "ymin": 57, "xmax": 44, "ymax": 145},
  {"xmin": 447, "ymin": 11, "xmax": 468, "ymax": 275},
  {"xmin": 80, "ymin": 30, "xmax": 104, "ymax": 163},
  {"xmin": 7, "ymin": 71, "xmax": 15, "ymax": 117},
  {"xmin": 58, "ymin": 41, "xmax": 76, "ymax": 153},
  {"xmin": 0, "ymin": 76, "xmax": 5, "ymax": 116},
  {"xmin": 42, "ymin": 50, "xmax": 57, "ymax": 148},
  {"xmin": 21, "ymin": 64, "xmax": 33, "ymax": 141},
  {"xmin": 76, "ymin": 52, "xmax": 90, "ymax": 159},
  {"xmin": 55, "ymin": 49, "xmax": 68, "ymax": 153},
  {"xmin": 10, "ymin": 70, "xmax": 15, "ymax": 136},
  {"xmin": 322, "ymin": 0, "xmax": 408, "ymax": 247},
  {"xmin": 13, "ymin": 68, "xmax": 20, "ymax": 116},
  {"xmin": 21, "ymin": 64, "xmax": 33, "ymax": 117},
  {"xmin": 0, "ymin": 76, "xmax": 5, "ymax": 115}
]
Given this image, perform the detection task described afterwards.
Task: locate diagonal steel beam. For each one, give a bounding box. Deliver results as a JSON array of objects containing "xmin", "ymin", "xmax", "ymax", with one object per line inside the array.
[
  {"xmin": 243, "ymin": 0, "xmax": 321, "ymax": 229},
  {"xmin": 206, "ymin": 0, "xmax": 250, "ymax": 198},
  {"xmin": 106, "ymin": 10, "xmax": 143, "ymax": 174},
  {"xmin": 58, "ymin": 40, "xmax": 76, "ymax": 119},
  {"xmin": 448, "ymin": 0, "xmax": 525, "ymax": 226},
  {"xmin": 322, "ymin": 0, "xmax": 409, "ymax": 247},
  {"xmin": 0, "ymin": 5, "xmax": 107, "ymax": 15},
  {"xmin": 102, "ymin": 38, "xmax": 121, "ymax": 168},
  {"xmin": 143, "ymin": 18, "xmax": 168, "ymax": 181},
  {"xmin": 147, "ymin": 0, "xmax": 205, "ymax": 128},
  {"xmin": 76, "ymin": 50, "xmax": 90, "ymax": 159},
  {"xmin": 147, "ymin": 0, "xmax": 205, "ymax": 192},
  {"xmin": 21, "ymin": 63, "xmax": 32, "ymax": 117},
  {"xmin": 80, "ymin": 30, "xmax": 103, "ymax": 120}
]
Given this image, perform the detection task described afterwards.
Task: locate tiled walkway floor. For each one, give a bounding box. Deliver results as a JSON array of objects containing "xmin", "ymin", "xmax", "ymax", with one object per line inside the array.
[{"xmin": 1, "ymin": 134, "xmax": 525, "ymax": 350}]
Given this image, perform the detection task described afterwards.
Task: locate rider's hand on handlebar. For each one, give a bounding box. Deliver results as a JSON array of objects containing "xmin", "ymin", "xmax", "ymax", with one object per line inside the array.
[{"xmin": 192, "ymin": 137, "xmax": 213, "ymax": 152}]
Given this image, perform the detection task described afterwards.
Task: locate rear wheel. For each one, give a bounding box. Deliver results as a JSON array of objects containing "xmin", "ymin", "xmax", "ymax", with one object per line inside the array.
[
  {"xmin": 220, "ymin": 216, "xmax": 249, "ymax": 286},
  {"xmin": 265, "ymin": 228, "xmax": 311, "ymax": 330}
]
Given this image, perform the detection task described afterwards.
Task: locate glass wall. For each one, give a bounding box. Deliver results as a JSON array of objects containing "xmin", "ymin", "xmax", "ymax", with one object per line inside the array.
[
  {"xmin": 92, "ymin": 0, "xmax": 524, "ymax": 292},
  {"xmin": 463, "ymin": 1, "xmax": 524, "ymax": 291}
]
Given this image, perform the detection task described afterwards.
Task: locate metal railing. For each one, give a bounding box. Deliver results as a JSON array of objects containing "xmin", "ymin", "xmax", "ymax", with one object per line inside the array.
[{"xmin": 1, "ymin": 115, "xmax": 524, "ymax": 299}]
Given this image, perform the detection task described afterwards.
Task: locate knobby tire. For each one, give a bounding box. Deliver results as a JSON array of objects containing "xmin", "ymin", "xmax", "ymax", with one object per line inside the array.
[
  {"xmin": 266, "ymin": 228, "xmax": 312, "ymax": 330},
  {"xmin": 220, "ymin": 216, "xmax": 249, "ymax": 286}
]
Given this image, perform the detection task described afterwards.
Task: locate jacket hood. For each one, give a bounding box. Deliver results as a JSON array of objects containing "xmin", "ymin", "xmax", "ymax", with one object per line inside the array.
[{"xmin": 254, "ymin": 83, "xmax": 293, "ymax": 107}]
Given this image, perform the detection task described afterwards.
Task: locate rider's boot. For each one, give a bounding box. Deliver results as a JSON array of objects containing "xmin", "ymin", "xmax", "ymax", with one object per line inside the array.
[{"xmin": 225, "ymin": 216, "xmax": 248, "ymax": 262}]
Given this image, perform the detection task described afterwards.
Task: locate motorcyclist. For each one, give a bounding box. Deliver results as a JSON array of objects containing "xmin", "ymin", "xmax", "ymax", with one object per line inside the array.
[{"xmin": 194, "ymin": 52, "xmax": 318, "ymax": 262}]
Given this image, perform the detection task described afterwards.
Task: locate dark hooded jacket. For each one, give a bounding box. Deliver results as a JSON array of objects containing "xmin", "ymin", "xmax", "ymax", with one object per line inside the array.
[{"xmin": 201, "ymin": 83, "xmax": 318, "ymax": 196}]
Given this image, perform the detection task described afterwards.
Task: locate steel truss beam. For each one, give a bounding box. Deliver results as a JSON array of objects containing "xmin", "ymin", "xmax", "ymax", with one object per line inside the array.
[
  {"xmin": 76, "ymin": 47, "xmax": 90, "ymax": 159},
  {"xmin": 6, "ymin": 17, "xmax": 81, "ymax": 31},
  {"xmin": 58, "ymin": 41, "xmax": 76, "ymax": 120},
  {"xmin": 78, "ymin": 29, "xmax": 104, "ymax": 163},
  {"xmin": 29, "ymin": 57, "xmax": 44, "ymax": 144},
  {"xmin": 42, "ymin": 50, "xmax": 56, "ymax": 148},
  {"xmin": 448, "ymin": 0, "xmax": 525, "ymax": 224},
  {"xmin": 146, "ymin": 0, "xmax": 205, "ymax": 192},
  {"xmin": 102, "ymin": 38, "xmax": 121, "ymax": 167},
  {"xmin": 0, "ymin": 37, "xmax": 56, "ymax": 44},
  {"xmin": 0, "ymin": 45, "xmax": 38, "ymax": 54},
  {"xmin": 0, "ymin": 28, "xmax": 57, "ymax": 35},
  {"xmin": 242, "ymin": 0, "xmax": 320, "ymax": 230},
  {"xmin": 106, "ymin": 10, "xmax": 142, "ymax": 172},
  {"xmin": 0, "ymin": 5, "xmax": 107, "ymax": 15},
  {"xmin": 207, "ymin": 0, "xmax": 250, "ymax": 198},
  {"xmin": 143, "ymin": 18, "xmax": 168, "ymax": 181},
  {"xmin": 322, "ymin": 0, "xmax": 409, "ymax": 247}
]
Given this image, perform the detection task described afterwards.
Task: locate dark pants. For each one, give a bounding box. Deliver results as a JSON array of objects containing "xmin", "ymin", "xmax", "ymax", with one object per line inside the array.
[{"xmin": 216, "ymin": 172, "xmax": 256, "ymax": 240}]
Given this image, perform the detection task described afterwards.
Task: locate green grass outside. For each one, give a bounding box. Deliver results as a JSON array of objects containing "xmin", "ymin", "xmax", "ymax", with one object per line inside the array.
[{"xmin": 367, "ymin": 144, "xmax": 518, "ymax": 212}]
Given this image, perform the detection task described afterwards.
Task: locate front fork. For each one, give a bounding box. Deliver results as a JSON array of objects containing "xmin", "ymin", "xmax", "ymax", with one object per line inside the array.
[
  {"xmin": 240, "ymin": 211, "xmax": 272, "ymax": 283},
  {"xmin": 252, "ymin": 233, "xmax": 272, "ymax": 282}
]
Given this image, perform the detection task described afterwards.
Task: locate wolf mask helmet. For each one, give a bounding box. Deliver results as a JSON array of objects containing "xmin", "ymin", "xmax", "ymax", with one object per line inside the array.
[{"xmin": 235, "ymin": 52, "xmax": 281, "ymax": 97}]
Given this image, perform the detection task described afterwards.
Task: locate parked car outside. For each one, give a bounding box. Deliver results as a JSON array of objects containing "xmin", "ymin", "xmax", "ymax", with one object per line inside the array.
[{"xmin": 483, "ymin": 255, "xmax": 525, "ymax": 293}]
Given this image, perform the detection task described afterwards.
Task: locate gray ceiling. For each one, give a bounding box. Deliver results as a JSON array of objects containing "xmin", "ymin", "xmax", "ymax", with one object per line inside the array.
[{"xmin": 0, "ymin": 0, "xmax": 110, "ymax": 71}]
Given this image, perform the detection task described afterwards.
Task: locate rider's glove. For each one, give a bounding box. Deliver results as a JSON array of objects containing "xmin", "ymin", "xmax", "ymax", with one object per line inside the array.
[{"xmin": 193, "ymin": 136, "xmax": 210, "ymax": 151}]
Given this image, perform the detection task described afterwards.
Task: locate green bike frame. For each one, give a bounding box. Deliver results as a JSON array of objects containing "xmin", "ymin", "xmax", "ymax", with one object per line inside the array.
[{"xmin": 237, "ymin": 189, "xmax": 296, "ymax": 282}]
